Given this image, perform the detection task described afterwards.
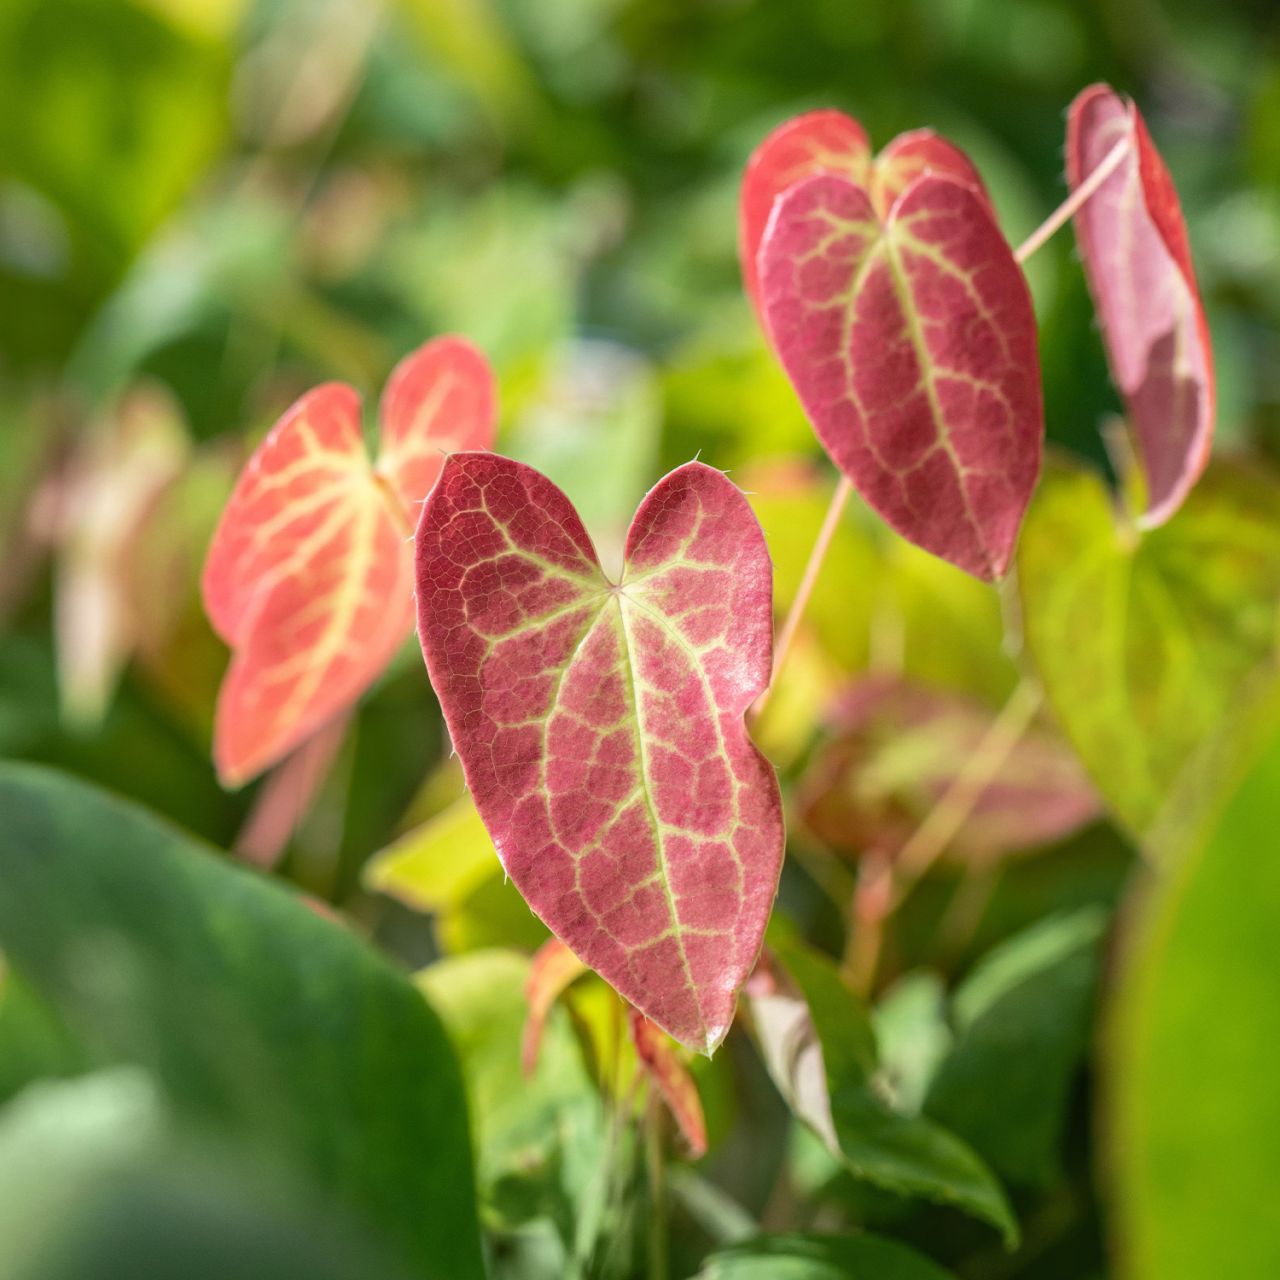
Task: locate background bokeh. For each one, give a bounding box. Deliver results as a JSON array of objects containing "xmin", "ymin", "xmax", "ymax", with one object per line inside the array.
[
  {"xmin": 3, "ymin": 0, "xmax": 1279, "ymax": 848},
  {"xmin": 1, "ymin": 2, "xmax": 1278, "ymax": 1278}
]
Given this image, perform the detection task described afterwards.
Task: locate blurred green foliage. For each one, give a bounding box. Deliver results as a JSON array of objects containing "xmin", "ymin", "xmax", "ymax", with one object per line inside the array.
[{"xmin": 2, "ymin": 0, "xmax": 1279, "ymax": 1277}]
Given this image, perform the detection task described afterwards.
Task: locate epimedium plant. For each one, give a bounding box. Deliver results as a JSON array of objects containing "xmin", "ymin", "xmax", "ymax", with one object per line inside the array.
[{"xmin": 9, "ymin": 76, "xmax": 1245, "ymax": 1276}]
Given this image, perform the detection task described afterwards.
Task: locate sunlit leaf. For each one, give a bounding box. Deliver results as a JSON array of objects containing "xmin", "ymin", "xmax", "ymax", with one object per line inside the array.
[
  {"xmin": 698, "ymin": 1231, "xmax": 955, "ymax": 1279},
  {"xmin": 202, "ymin": 337, "xmax": 496, "ymax": 785},
  {"xmin": 522, "ymin": 938, "xmax": 588, "ymax": 1076},
  {"xmin": 749, "ymin": 940, "xmax": 1016, "ymax": 1243},
  {"xmin": 1110, "ymin": 697, "xmax": 1280, "ymax": 1278},
  {"xmin": 799, "ymin": 676, "xmax": 1099, "ymax": 862},
  {"xmin": 415, "ymin": 454, "xmax": 783, "ymax": 1054},
  {"xmin": 1068, "ymin": 84, "xmax": 1214, "ymax": 527},
  {"xmin": 629, "ymin": 1009, "xmax": 709, "ymax": 1158},
  {"xmin": 758, "ymin": 158, "xmax": 1042, "ymax": 579},
  {"xmin": 1018, "ymin": 456, "xmax": 1280, "ymax": 837},
  {"xmin": 0, "ymin": 763, "xmax": 484, "ymax": 1280}
]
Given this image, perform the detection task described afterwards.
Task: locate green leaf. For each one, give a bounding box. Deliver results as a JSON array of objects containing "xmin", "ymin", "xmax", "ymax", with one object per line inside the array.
[
  {"xmin": 1018, "ymin": 457, "xmax": 1280, "ymax": 836},
  {"xmin": 873, "ymin": 972, "xmax": 952, "ymax": 1117},
  {"xmin": 416, "ymin": 950, "xmax": 606, "ymax": 1245},
  {"xmin": 0, "ymin": 0, "xmax": 229, "ymax": 275},
  {"xmin": 924, "ymin": 908, "xmax": 1106, "ymax": 1187},
  {"xmin": 756, "ymin": 940, "xmax": 1017, "ymax": 1245},
  {"xmin": 697, "ymin": 1231, "xmax": 954, "ymax": 1278},
  {"xmin": 1110, "ymin": 700, "xmax": 1280, "ymax": 1278},
  {"xmin": 0, "ymin": 763, "xmax": 483, "ymax": 1280}
]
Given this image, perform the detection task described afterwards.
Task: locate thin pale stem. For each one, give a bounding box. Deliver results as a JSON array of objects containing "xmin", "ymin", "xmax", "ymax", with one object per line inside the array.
[
  {"xmin": 1014, "ymin": 132, "xmax": 1131, "ymax": 265},
  {"xmin": 646, "ymin": 1088, "xmax": 669, "ymax": 1280},
  {"xmin": 753, "ymin": 473, "xmax": 854, "ymax": 722},
  {"xmin": 891, "ymin": 680, "xmax": 1042, "ymax": 905},
  {"xmin": 850, "ymin": 680, "xmax": 1041, "ymax": 994}
]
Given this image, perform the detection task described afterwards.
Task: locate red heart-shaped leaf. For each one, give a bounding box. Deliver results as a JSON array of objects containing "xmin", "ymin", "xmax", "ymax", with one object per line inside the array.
[
  {"xmin": 738, "ymin": 110, "xmax": 871, "ymax": 325},
  {"xmin": 868, "ymin": 127, "xmax": 991, "ymax": 220},
  {"xmin": 759, "ymin": 170, "xmax": 1042, "ymax": 579},
  {"xmin": 1067, "ymin": 84, "xmax": 1214, "ymax": 527},
  {"xmin": 415, "ymin": 454, "xmax": 783, "ymax": 1054},
  {"xmin": 739, "ymin": 114, "xmax": 991, "ymax": 329},
  {"xmin": 203, "ymin": 337, "xmax": 495, "ymax": 785}
]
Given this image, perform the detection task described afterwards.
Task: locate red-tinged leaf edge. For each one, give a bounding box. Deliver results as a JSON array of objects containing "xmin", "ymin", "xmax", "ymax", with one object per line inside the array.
[
  {"xmin": 414, "ymin": 453, "xmax": 784, "ymax": 1055},
  {"xmin": 759, "ymin": 170, "xmax": 1043, "ymax": 580},
  {"xmin": 521, "ymin": 937, "xmax": 589, "ymax": 1077},
  {"xmin": 629, "ymin": 1008, "xmax": 709, "ymax": 1158},
  {"xmin": 1067, "ymin": 84, "xmax": 1214, "ymax": 528}
]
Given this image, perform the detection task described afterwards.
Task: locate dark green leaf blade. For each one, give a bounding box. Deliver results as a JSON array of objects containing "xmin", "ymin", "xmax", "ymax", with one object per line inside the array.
[
  {"xmin": 0, "ymin": 763, "xmax": 483, "ymax": 1280},
  {"xmin": 924, "ymin": 907, "xmax": 1106, "ymax": 1187},
  {"xmin": 754, "ymin": 940, "xmax": 1017, "ymax": 1245}
]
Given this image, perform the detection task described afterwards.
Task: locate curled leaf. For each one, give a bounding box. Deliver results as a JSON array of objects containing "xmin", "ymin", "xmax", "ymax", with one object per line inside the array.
[
  {"xmin": 800, "ymin": 676, "xmax": 1099, "ymax": 861},
  {"xmin": 758, "ymin": 165, "xmax": 1041, "ymax": 579},
  {"xmin": 202, "ymin": 337, "xmax": 496, "ymax": 785},
  {"xmin": 522, "ymin": 937, "xmax": 588, "ymax": 1076},
  {"xmin": 415, "ymin": 454, "xmax": 783, "ymax": 1054},
  {"xmin": 1068, "ymin": 84, "xmax": 1214, "ymax": 527},
  {"xmin": 630, "ymin": 1008, "xmax": 709, "ymax": 1158}
]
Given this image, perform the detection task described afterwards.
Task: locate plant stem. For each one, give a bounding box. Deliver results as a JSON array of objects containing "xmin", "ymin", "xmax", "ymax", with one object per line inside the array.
[
  {"xmin": 1013, "ymin": 132, "xmax": 1131, "ymax": 265},
  {"xmin": 891, "ymin": 680, "xmax": 1042, "ymax": 906},
  {"xmin": 849, "ymin": 679, "xmax": 1042, "ymax": 993},
  {"xmin": 646, "ymin": 1088, "xmax": 669, "ymax": 1280},
  {"xmin": 753, "ymin": 473, "xmax": 853, "ymax": 722}
]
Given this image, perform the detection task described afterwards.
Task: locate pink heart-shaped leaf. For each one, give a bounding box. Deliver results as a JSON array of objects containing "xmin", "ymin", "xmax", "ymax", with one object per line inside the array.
[
  {"xmin": 1067, "ymin": 84, "xmax": 1214, "ymax": 527},
  {"xmin": 415, "ymin": 454, "xmax": 783, "ymax": 1054},
  {"xmin": 203, "ymin": 337, "xmax": 495, "ymax": 785},
  {"xmin": 759, "ymin": 170, "xmax": 1042, "ymax": 579}
]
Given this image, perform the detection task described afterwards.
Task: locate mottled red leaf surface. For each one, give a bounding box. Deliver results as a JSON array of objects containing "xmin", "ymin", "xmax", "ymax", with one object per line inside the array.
[
  {"xmin": 521, "ymin": 937, "xmax": 588, "ymax": 1076},
  {"xmin": 415, "ymin": 454, "xmax": 783, "ymax": 1054},
  {"xmin": 203, "ymin": 337, "xmax": 495, "ymax": 785},
  {"xmin": 800, "ymin": 676, "xmax": 1099, "ymax": 862},
  {"xmin": 1068, "ymin": 85, "xmax": 1214, "ymax": 527},
  {"xmin": 629, "ymin": 1009, "xmax": 709, "ymax": 1158},
  {"xmin": 758, "ymin": 166, "xmax": 1042, "ymax": 579}
]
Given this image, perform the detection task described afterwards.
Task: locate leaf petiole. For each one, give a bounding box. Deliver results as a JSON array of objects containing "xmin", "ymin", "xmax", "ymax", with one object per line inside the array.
[
  {"xmin": 1014, "ymin": 131, "xmax": 1131, "ymax": 265},
  {"xmin": 752, "ymin": 473, "xmax": 854, "ymax": 723}
]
